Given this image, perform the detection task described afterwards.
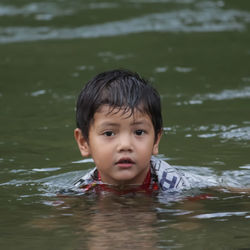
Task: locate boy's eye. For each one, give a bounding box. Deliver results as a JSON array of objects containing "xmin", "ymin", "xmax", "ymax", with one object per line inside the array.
[
  {"xmin": 135, "ymin": 130, "xmax": 145, "ymax": 136},
  {"xmin": 103, "ymin": 131, "xmax": 114, "ymax": 137}
]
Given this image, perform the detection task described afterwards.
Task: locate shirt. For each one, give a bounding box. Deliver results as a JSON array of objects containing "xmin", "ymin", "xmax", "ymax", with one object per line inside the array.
[{"xmin": 74, "ymin": 156, "xmax": 190, "ymax": 194}]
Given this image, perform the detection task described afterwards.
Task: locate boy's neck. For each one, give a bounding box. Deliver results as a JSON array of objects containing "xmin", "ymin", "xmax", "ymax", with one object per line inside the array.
[{"xmin": 97, "ymin": 169, "xmax": 152, "ymax": 191}]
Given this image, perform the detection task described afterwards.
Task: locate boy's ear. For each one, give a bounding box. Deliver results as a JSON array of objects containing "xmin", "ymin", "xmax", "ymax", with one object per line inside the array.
[
  {"xmin": 152, "ymin": 130, "xmax": 162, "ymax": 155},
  {"xmin": 74, "ymin": 128, "xmax": 91, "ymax": 157}
]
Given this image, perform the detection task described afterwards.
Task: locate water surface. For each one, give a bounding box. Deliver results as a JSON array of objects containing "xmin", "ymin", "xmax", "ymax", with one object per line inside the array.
[{"xmin": 0, "ymin": 0, "xmax": 250, "ymax": 249}]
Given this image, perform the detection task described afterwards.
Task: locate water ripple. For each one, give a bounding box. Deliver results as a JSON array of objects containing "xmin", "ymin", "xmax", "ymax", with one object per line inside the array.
[
  {"xmin": 0, "ymin": 3, "xmax": 74, "ymax": 18},
  {"xmin": 191, "ymin": 87, "xmax": 250, "ymax": 103},
  {"xmin": 0, "ymin": 7, "xmax": 249, "ymax": 43},
  {"xmin": 193, "ymin": 211, "xmax": 249, "ymax": 219},
  {"xmin": 175, "ymin": 87, "xmax": 250, "ymax": 106},
  {"xmin": 197, "ymin": 125, "xmax": 250, "ymax": 141},
  {"xmin": 0, "ymin": 2, "xmax": 117, "ymax": 18}
]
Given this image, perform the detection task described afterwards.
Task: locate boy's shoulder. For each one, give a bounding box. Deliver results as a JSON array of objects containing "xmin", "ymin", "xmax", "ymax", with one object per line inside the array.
[
  {"xmin": 150, "ymin": 156, "xmax": 190, "ymax": 192},
  {"xmin": 73, "ymin": 167, "xmax": 99, "ymax": 191}
]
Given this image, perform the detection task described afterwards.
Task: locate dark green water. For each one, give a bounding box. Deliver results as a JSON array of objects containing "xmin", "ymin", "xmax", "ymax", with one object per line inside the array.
[{"xmin": 1, "ymin": 0, "xmax": 250, "ymax": 249}]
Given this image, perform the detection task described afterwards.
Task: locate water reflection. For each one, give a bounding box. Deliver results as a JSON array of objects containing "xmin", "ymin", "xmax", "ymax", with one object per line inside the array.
[
  {"xmin": 30, "ymin": 189, "xmax": 250, "ymax": 249},
  {"xmin": 34, "ymin": 194, "xmax": 159, "ymax": 250},
  {"xmin": 2, "ymin": 170, "xmax": 250, "ymax": 249},
  {"xmin": 84, "ymin": 195, "xmax": 158, "ymax": 250}
]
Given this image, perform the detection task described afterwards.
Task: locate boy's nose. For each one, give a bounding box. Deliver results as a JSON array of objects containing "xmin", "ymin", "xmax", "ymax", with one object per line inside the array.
[{"xmin": 117, "ymin": 134, "xmax": 133, "ymax": 152}]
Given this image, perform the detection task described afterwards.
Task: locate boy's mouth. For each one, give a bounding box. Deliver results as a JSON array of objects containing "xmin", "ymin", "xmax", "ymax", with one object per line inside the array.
[{"xmin": 115, "ymin": 158, "xmax": 135, "ymax": 168}]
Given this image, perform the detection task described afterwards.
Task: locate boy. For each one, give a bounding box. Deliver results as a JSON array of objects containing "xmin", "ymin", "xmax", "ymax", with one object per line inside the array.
[{"xmin": 74, "ymin": 69, "xmax": 190, "ymax": 194}]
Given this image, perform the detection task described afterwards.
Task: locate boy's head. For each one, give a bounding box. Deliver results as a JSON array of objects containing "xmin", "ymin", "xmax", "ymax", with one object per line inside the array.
[{"xmin": 76, "ymin": 69, "xmax": 162, "ymax": 141}]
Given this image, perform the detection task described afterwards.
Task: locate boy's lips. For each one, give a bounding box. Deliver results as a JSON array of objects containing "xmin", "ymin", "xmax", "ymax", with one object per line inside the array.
[{"xmin": 115, "ymin": 157, "xmax": 135, "ymax": 168}]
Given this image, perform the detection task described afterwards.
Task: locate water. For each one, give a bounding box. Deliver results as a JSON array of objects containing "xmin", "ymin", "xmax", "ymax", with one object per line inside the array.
[{"xmin": 0, "ymin": 0, "xmax": 250, "ymax": 249}]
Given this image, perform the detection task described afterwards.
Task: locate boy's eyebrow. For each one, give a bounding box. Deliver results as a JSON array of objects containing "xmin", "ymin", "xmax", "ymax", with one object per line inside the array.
[
  {"xmin": 97, "ymin": 119, "xmax": 151, "ymax": 129},
  {"xmin": 131, "ymin": 119, "xmax": 151, "ymax": 127},
  {"xmin": 97, "ymin": 122, "xmax": 120, "ymax": 128}
]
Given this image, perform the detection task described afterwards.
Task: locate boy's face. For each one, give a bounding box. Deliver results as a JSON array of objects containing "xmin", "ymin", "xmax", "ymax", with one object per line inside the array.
[{"xmin": 74, "ymin": 105, "xmax": 161, "ymax": 186}]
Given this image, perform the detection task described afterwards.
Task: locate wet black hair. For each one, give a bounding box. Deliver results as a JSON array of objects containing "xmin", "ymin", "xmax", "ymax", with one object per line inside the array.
[{"xmin": 76, "ymin": 69, "xmax": 162, "ymax": 141}]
